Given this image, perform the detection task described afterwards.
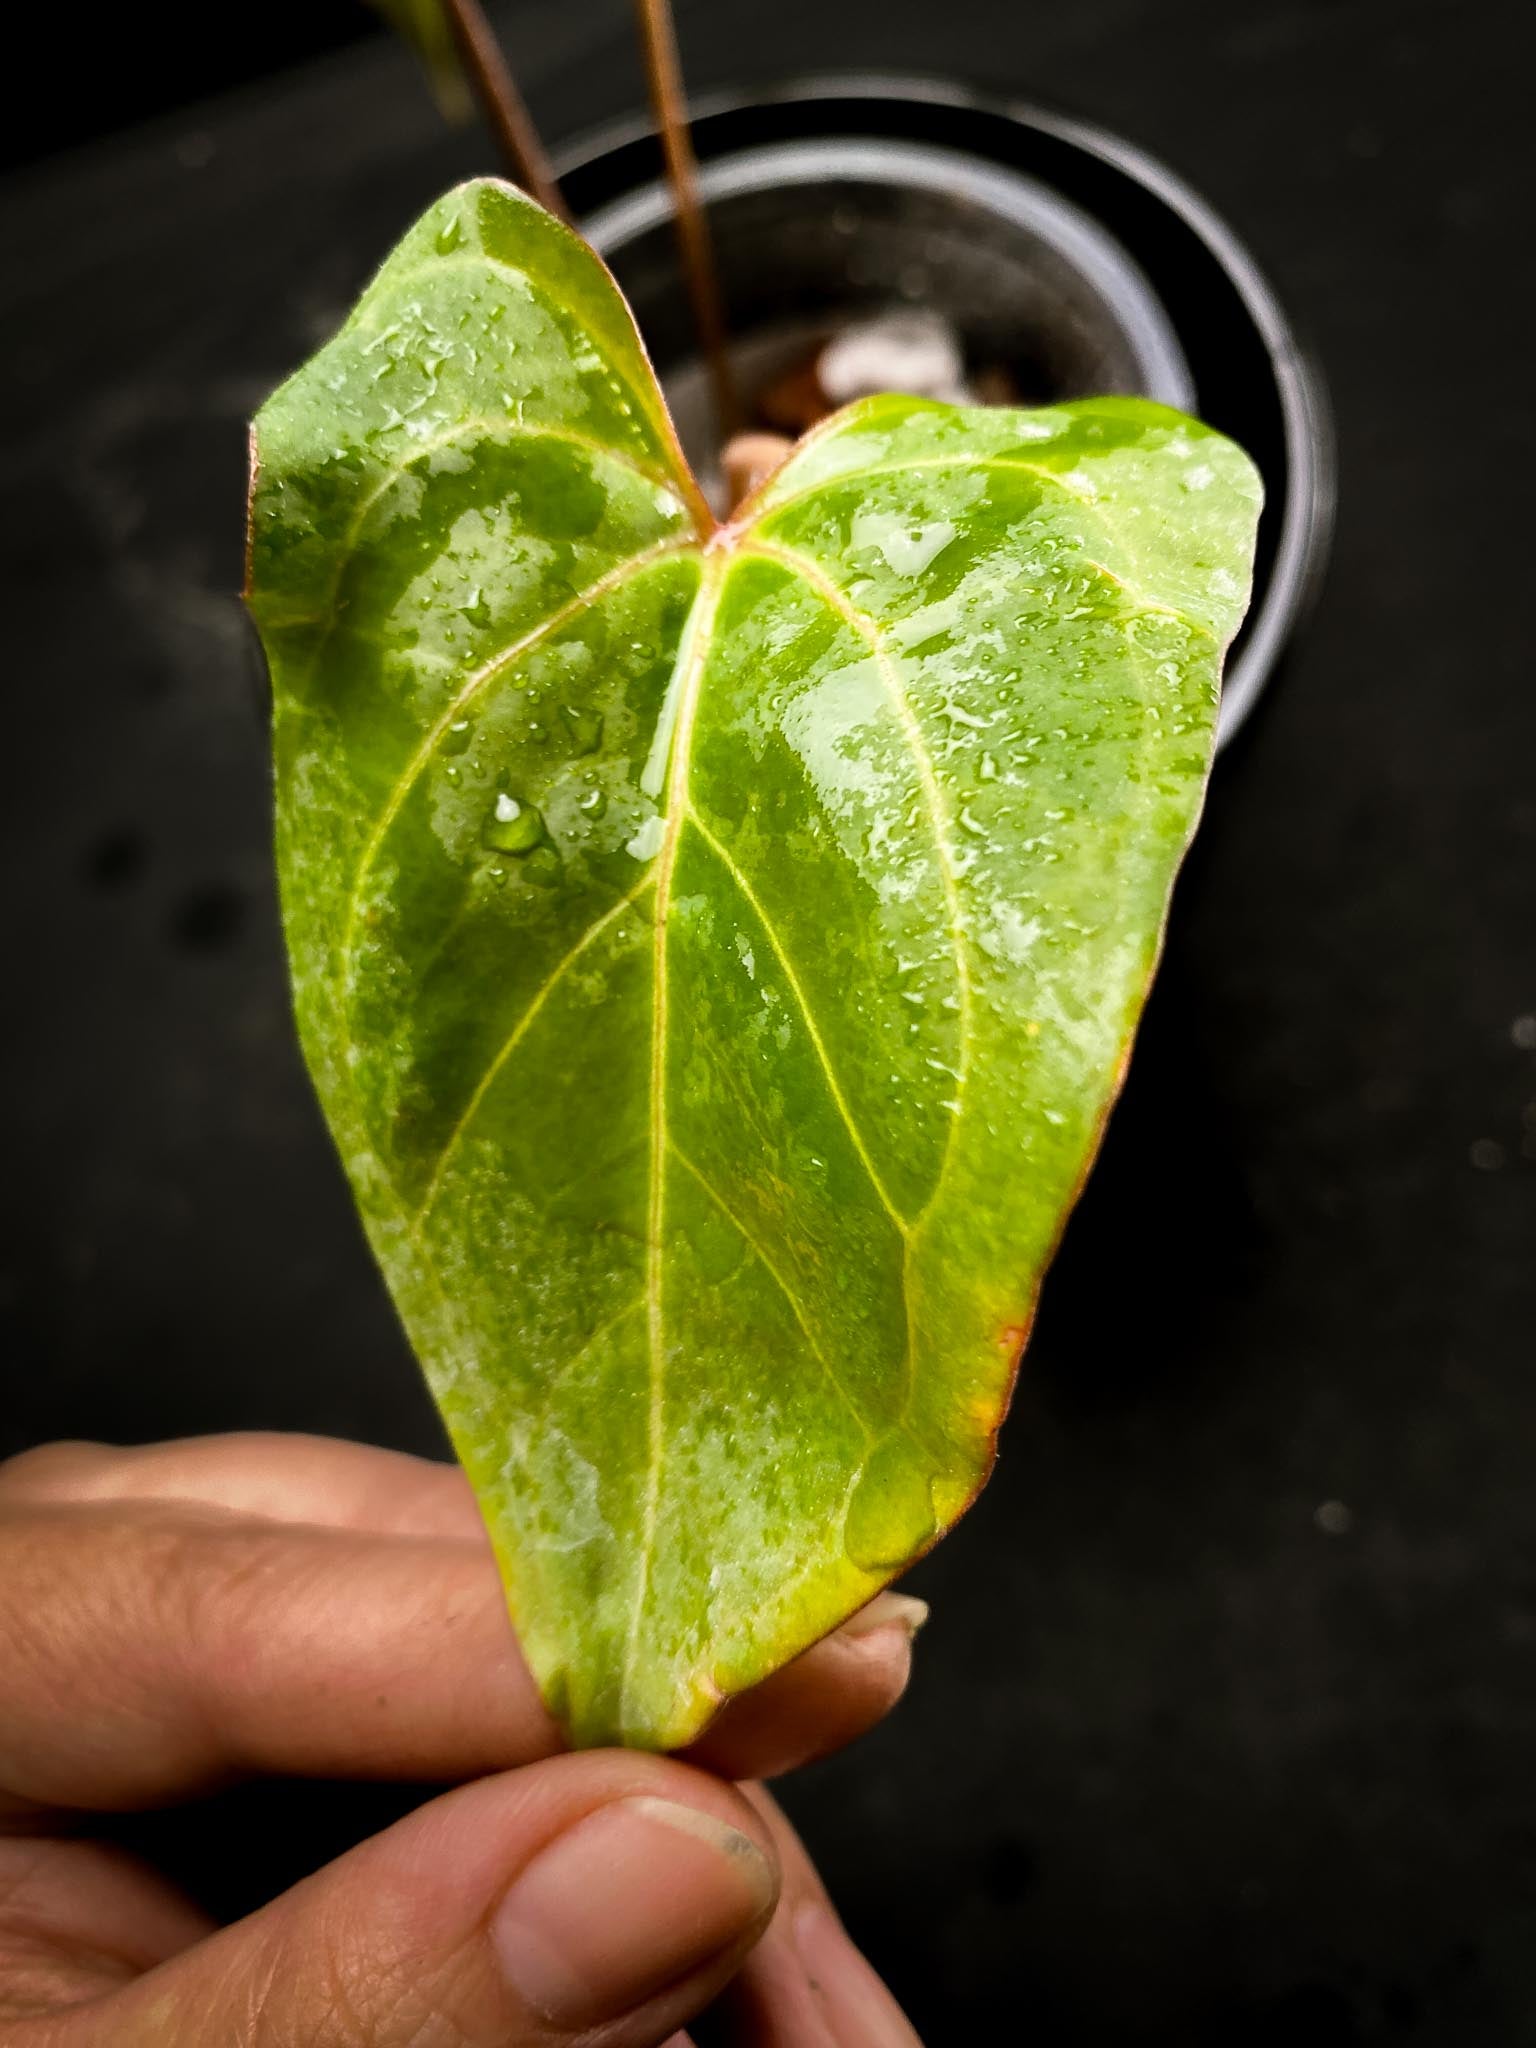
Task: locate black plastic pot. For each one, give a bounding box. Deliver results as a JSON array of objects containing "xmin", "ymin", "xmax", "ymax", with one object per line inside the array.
[{"xmin": 555, "ymin": 74, "xmax": 1334, "ymax": 751}]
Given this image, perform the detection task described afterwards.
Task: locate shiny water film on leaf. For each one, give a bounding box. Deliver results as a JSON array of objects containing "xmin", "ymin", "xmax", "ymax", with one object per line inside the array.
[{"xmin": 246, "ymin": 177, "xmax": 1261, "ymax": 1749}]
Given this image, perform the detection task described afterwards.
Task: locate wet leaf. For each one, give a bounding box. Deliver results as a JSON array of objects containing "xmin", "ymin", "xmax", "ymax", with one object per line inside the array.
[{"xmin": 246, "ymin": 178, "xmax": 1261, "ymax": 1748}]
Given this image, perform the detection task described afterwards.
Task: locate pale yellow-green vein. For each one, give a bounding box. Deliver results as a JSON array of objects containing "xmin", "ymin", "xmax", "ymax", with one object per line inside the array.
[
  {"xmin": 261, "ymin": 416, "xmax": 683, "ymax": 638},
  {"xmin": 622, "ymin": 556, "xmax": 724, "ymax": 1737},
  {"xmin": 668, "ymin": 1140, "xmax": 875, "ymax": 1441},
  {"xmin": 411, "ymin": 880, "xmax": 650, "ymax": 1232},
  {"xmin": 741, "ymin": 536, "xmax": 976, "ymax": 1415},
  {"xmin": 365, "ymin": 246, "xmax": 675, "ymax": 464},
  {"xmin": 740, "ymin": 536, "xmax": 974, "ymax": 1138},
  {"xmin": 744, "ymin": 449, "xmax": 1091, "ymax": 534},
  {"xmin": 531, "ymin": 1296, "xmax": 647, "ymax": 1428},
  {"xmin": 753, "ymin": 452, "xmax": 1215, "ymax": 645},
  {"xmin": 337, "ymin": 537, "xmax": 692, "ymax": 1003},
  {"xmin": 683, "ymin": 807, "xmax": 911, "ymax": 1237}
]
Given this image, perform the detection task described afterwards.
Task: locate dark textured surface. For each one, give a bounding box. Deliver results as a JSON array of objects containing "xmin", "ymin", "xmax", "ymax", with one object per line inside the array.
[
  {"xmin": 2, "ymin": 2, "xmax": 1534, "ymax": 2041},
  {"xmin": 4, "ymin": 0, "xmax": 378, "ymax": 171}
]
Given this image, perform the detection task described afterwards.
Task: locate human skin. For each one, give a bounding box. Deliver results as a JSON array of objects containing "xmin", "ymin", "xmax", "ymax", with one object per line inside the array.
[{"xmin": 0, "ymin": 1433, "xmax": 926, "ymax": 2046}]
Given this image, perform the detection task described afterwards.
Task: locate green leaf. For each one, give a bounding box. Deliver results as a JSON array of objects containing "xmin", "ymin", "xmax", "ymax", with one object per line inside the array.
[
  {"xmin": 247, "ymin": 177, "xmax": 1261, "ymax": 1749},
  {"xmin": 367, "ymin": 0, "xmax": 471, "ymax": 120}
]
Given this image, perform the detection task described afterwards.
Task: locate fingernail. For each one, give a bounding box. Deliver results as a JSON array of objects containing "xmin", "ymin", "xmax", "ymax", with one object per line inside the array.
[
  {"xmin": 492, "ymin": 1795, "xmax": 775, "ymax": 2025},
  {"xmin": 796, "ymin": 1902, "xmax": 924, "ymax": 2047},
  {"xmin": 839, "ymin": 1592, "xmax": 930, "ymax": 1642}
]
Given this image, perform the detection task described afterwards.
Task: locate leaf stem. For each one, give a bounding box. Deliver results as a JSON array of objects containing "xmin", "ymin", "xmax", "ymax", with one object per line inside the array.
[
  {"xmin": 630, "ymin": 0, "xmax": 740, "ymax": 438},
  {"xmin": 442, "ymin": 0, "xmax": 570, "ymax": 221}
]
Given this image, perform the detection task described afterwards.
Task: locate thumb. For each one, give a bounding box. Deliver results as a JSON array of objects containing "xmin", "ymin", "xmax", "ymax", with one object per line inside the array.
[{"xmin": 56, "ymin": 1754, "xmax": 778, "ymax": 2047}]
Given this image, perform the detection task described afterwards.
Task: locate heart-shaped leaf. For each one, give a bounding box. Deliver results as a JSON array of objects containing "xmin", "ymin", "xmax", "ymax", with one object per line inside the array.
[{"xmin": 247, "ymin": 179, "xmax": 1260, "ymax": 1748}]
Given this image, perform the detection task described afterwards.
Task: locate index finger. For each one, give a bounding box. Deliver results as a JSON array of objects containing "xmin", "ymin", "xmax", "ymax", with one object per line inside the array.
[
  {"xmin": 0, "ymin": 1432, "xmax": 483, "ymax": 1540},
  {"xmin": 0, "ymin": 1437, "xmax": 922, "ymax": 1805}
]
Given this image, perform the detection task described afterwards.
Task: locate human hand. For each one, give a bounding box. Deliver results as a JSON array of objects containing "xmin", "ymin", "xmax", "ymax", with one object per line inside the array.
[{"xmin": 0, "ymin": 1432, "xmax": 925, "ymax": 2045}]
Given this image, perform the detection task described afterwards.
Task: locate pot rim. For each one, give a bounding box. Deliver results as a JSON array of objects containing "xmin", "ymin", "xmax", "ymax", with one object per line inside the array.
[
  {"xmin": 555, "ymin": 71, "xmax": 1335, "ymax": 751},
  {"xmin": 581, "ymin": 135, "xmax": 1198, "ymax": 416}
]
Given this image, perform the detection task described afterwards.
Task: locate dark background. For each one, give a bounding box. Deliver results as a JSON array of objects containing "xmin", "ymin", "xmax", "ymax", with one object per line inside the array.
[{"xmin": 2, "ymin": 2, "xmax": 1534, "ymax": 2041}]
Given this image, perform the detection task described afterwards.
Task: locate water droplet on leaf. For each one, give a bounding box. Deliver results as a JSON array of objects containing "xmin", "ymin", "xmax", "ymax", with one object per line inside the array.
[
  {"xmin": 560, "ymin": 704, "xmax": 603, "ymax": 755},
  {"xmin": 843, "ymin": 1439, "xmax": 938, "ymax": 1572},
  {"xmin": 626, "ymin": 814, "xmax": 666, "ymax": 862},
  {"xmin": 483, "ymin": 792, "xmax": 544, "ymax": 854}
]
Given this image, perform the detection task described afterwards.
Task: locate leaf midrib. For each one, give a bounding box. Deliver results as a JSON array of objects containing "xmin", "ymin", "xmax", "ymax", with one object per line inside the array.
[
  {"xmin": 623, "ymin": 554, "xmax": 726, "ymax": 1736},
  {"xmin": 332, "ymin": 440, "xmax": 1214, "ymax": 1736}
]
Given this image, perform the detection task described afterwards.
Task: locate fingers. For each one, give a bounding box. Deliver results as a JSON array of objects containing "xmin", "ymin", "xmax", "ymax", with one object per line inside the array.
[
  {"xmin": 711, "ymin": 1786, "xmax": 924, "ymax": 2048},
  {"xmin": 0, "ymin": 1502, "xmax": 553, "ymax": 1809},
  {"xmin": 0, "ymin": 1439, "xmax": 924, "ymax": 1809},
  {"xmin": 0, "ymin": 1434, "xmax": 482, "ymax": 1541},
  {"xmin": 0, "ymin": 1803, "xmax": 920, "ymax": 2048},
  {"xmin": 0, "ymin": 1839, "xmax": 212, "ymax": 2019},
  {"xmin": 0, "ymin": 1443, "xmax": 921, "ymax": 2044},
  {"xmin": 42, "ymin": 1753, "xmax": 779, "ymax": 2048},
  {"xmin": 689, "ymin": 1593, "xmax": 926, "ymax": 1781}
]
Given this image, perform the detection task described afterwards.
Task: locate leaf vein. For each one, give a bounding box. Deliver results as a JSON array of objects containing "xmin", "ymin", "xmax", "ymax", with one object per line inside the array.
[
  {"xmin": 371, "ymin": 250, "xmax": 673, "ymax": 464},
  {"xmin": 532, "ymin": 1297, "xmax": 647, "ymax": 1427},
  {"xmin": 276, "ymin": 416, "xmax": 682, "ymax": 641},
  {"xmin": 622, "ymin": 559, "xmax": 725, "ymax": 1737},
  {"xmin": 741, "ymin": 537, "xmax": 975, "ymax": 1174},
  {"xmin": 684, "ymin": 807, "xmax": 911, "ymax": 1237},
  {"xmin": 410, "ymin": 881, "xmax": 650, "ymax": 1231},
  {"xmin": 338, "ymin": 537, "xmax": 691, "ymax": 1002},
  {"xmin": 752, "ymin": 453, "xmax": 1216, "ymax": 644},
  {"xmin": 739, "ymin": 537, "xmax": 976, "ymax": 1414},
  {"xmin": 669, "ymin": 1144, "xmax": 874, "ymax": 1440}
]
